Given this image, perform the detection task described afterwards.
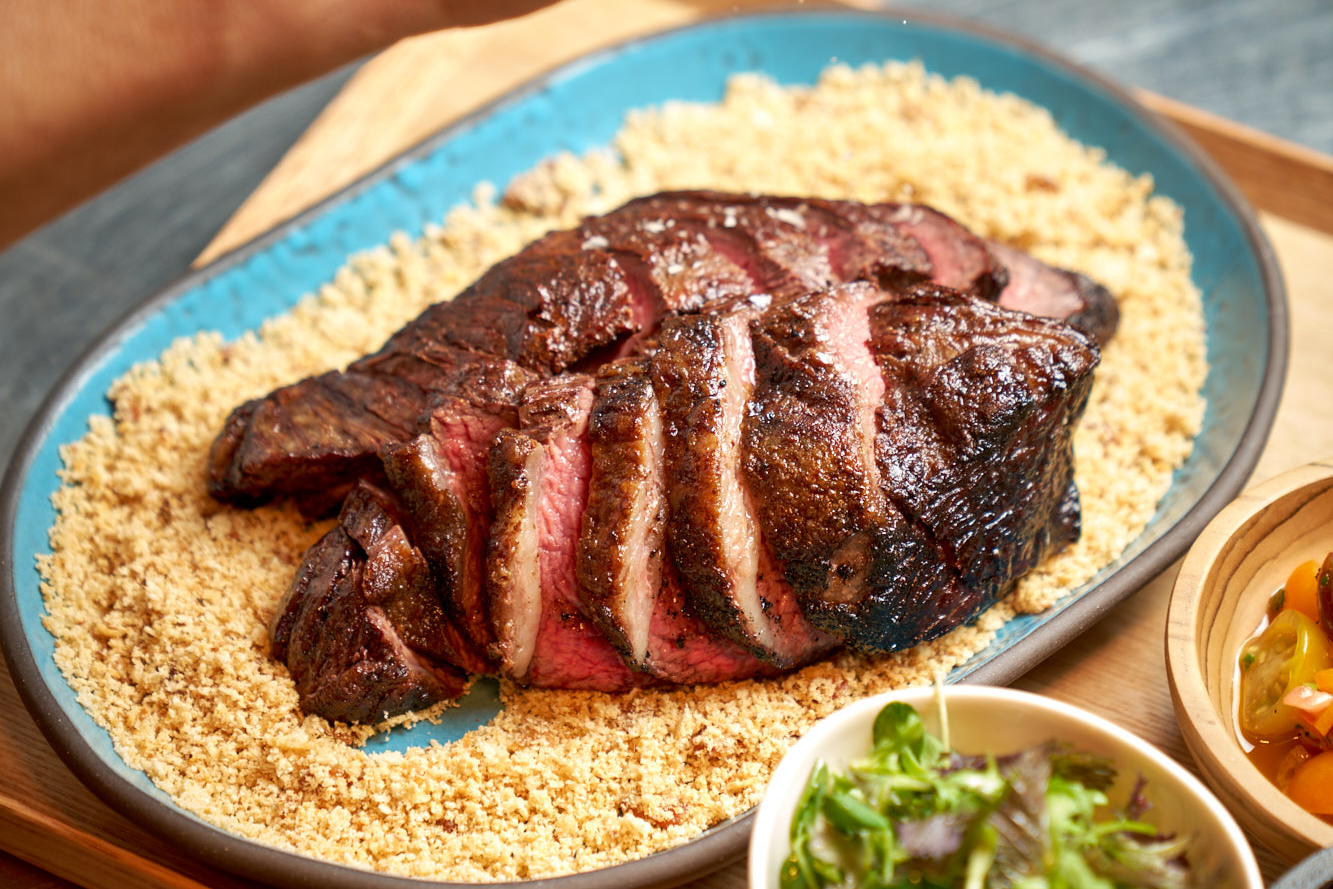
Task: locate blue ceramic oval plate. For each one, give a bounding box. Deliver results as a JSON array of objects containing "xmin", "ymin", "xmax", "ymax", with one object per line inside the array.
[{"xmin": 0, "ymin": 8, "xmax": 1285, "ymax": 889}]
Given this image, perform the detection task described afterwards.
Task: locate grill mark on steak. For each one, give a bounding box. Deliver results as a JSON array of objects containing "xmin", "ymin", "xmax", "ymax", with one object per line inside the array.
[
  {"xmin": 652, "ymin": 305, "xmax": 837, "ymax": 667},
  {"xmin": 487, "ymin": 375, "xmax": 645, "ymax": 690},
  {"xmin": 986, "ymin": 240, "xmax": 1120, "ymax": 346},
  {"xmin": 867, "ymin": 284, "xmax": 1098, "ymax": 642},
  {"xmin": 577, "ymin": 359, "xmax": 777, "ymax": 683},
  {"xmin": 379, "ymin": 359, "xmax": 534, "ymax": 663}
]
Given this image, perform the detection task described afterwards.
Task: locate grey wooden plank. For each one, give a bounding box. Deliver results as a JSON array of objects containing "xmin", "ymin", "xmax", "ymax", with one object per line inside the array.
[
  {"xmin": 0, "ymin": 65, "xmax": 357, "ymax": 476},
  {"xmin": 914, "ymin": 0, "xmax": 1333, "ymax": 152}
]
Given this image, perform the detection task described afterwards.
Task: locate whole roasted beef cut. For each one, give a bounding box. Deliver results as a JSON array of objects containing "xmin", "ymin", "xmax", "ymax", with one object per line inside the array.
[
  {"xmin": 225, "ymin": 192, "xmax": 1110, "ymax": 724},
  {"xmin": 209, "ymin": 191, "xmax": 1115, "ymax": 513}
]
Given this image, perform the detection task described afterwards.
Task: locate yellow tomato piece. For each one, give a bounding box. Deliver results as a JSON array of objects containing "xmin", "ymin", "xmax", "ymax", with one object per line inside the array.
[
  {"xmin": 1239, "ymin": 610, "xmax": 1333, "ymax": 739},
  {"xmin": 1283, "ymin": 560, "xmax": 1322, "ymax": 623},
  {"xmin": 1288, "ymin": 750, "xmax": 1333, "ymax": 815},
  {"xmin": 1317, "ymin": 668, "xmax": 1333, "ymax": 695}
]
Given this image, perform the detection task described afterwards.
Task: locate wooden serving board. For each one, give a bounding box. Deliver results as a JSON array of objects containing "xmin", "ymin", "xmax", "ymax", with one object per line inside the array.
[{"xmin": 4, "ymin": 1, "xmax": 1333, "ymax": 887}]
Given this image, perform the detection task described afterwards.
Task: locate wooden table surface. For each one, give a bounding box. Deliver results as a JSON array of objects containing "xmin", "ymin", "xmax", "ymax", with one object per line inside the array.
[{"xmin": 3, "ymin": 1, "xmax": 1333, "ymax": 887}]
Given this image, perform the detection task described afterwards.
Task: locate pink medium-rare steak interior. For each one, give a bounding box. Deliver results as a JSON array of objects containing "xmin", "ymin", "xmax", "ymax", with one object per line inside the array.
[
  {"xmin": 880, "ymin": 203, "xmax": 1008, "ymax": 298},
  {"xmin": 578, "ymin": 359, "xmax": 778, "ymax": 684},
  {"xmin": 380, "ymin": 360, "xmax": 534, "ymax": 662},
  {"xmin": 485, "ymin": 432, "xmax": 543, "ymax": 680},
  {"xmin": 487, "ymin": 376, "xmax": 644, "ymax": 691},
  {"xmin": 988, "ymin": 239, "xmax": 1120, "ymax": 346}
]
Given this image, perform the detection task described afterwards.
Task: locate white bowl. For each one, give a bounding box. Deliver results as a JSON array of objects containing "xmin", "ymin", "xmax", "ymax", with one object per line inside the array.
[{"xmin": 748, "ymin": 685, "xmax": 1262, "ymax": 889}]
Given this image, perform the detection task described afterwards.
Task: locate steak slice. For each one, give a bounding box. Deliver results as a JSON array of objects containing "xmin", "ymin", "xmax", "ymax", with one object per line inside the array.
[
  {"xmin": 746, "ymin": 284, "xmax": 890, "ymax": 595},
  {"xmin": 987, "ymin": 240, "xmax": 1120, "ymax": 346},
  {"xmin": 652, "ymin": 304, "xmax": 838, "ymax": 667},
  {"xmin": 866, "ymin": 284, "xmax": 1098, "ymax": 643},
  {"xmin": 878, "ymin": 203, "xmax": 1010, "ymax": 298},
  {"xmin": 269, "ymin": 521, "xmax": 470, "ymax": 725},
  {"xmin": 743, "ymin": 283, "xmax": 963, "ymax": 651},
  {"xmin": 578, "ymin": 359, "xmax": 775, "ymax": 683},
  {"xmin": 379, "ymin": 359, "xmax": 534, "ymax": 662},
  {"xmin": 486, "ymin": 375, "xmax": 646, "ymax": 690},
  {"xmin": 207, "ymin": 366, "xmax": 433, "ymax": 512},
  {"xmin": 336, "ymin": 482, "xmax": 490, "ymax": 674},
  {"xmin": 208, "ymin": 241, "xmax": 644, "ymax": 509}
]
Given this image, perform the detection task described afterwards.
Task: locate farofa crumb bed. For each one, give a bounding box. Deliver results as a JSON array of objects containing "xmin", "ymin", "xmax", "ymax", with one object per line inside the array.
[{"xmin": 39, "ymin": 62, "xmax": 1205, "ymax": 882}]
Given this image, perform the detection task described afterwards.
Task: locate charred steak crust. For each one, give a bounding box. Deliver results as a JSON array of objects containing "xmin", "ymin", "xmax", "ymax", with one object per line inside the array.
[
  {"xmin": 741, "ymin": 283, "xmax": 975, "ymax": 653},
  {"xmin": 270, "ymin": 522, "xmax": 470, "ymax": 725},
  {"xmin": 867, "ymin": 284, "xmax": 1099, "ymax": 647}
]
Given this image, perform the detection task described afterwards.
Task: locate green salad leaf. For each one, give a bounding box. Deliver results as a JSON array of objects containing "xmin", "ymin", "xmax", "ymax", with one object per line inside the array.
[{"xmin": 780, "ymin": 703, "xmax": 1194, "ymax": 889}]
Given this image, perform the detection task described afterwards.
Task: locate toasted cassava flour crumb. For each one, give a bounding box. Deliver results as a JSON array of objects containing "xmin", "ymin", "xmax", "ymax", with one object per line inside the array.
[{"xmin": 39, "ymin": 62, "xmax": 1205, "ymax": 881}]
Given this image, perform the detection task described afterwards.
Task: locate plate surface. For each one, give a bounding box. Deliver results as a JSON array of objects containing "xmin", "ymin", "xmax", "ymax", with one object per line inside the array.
[{"xmin": 0, "ymin": 8, "xmax": 1286, "ymax": 889}]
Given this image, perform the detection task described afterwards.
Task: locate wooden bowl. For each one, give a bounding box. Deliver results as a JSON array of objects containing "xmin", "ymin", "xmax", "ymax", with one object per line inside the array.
[{"xmin": 1168, "ymin": 460, "xmax": 1333, "ymax": 863}]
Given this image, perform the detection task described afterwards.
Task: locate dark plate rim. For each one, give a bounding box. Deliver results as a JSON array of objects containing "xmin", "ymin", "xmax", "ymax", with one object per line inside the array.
[{"xmin": 0, "ymin": 5, "xmax": 1288, "ymax": 889}]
